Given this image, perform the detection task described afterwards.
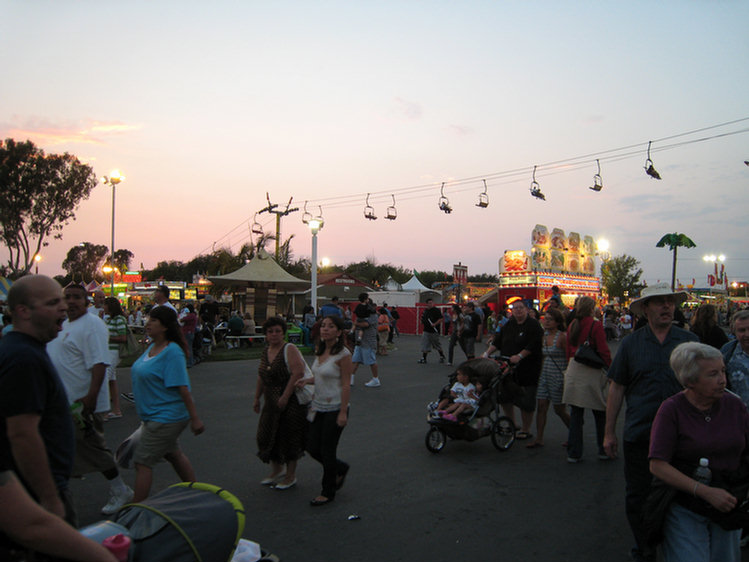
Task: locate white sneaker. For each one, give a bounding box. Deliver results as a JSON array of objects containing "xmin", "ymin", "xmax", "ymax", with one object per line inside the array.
[
  {"xmin": 350, "ymin": 374, "xmax": 355, "ymax": 386},
  {"xmin": 365, "ymin": 378, "xmax": 381, "ymax": 388},
  {"xmin": 101, "ymin": 485, "xmax": 134, "ymax": 515}
]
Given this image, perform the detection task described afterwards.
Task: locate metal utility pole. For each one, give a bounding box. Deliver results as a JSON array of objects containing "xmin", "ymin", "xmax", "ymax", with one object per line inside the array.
[{"xmin": 258, "ymin": 193, "xmax": 298, "ymax": 261}]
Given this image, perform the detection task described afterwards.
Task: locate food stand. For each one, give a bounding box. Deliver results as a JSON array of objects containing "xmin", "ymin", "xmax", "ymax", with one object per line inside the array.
[{"xmin": 494, "ymin": 225, "xmax": 601, "ymax": 309}]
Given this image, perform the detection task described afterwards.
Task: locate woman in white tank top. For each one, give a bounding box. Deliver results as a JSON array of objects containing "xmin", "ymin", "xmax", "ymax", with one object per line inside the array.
[{"xmin": 297, "ymin": 315, "xmax": 352, "ymax": 506}]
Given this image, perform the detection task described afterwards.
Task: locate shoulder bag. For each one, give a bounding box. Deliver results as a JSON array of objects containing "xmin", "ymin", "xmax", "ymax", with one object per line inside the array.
[
  {"xmin": 573, "ymin": 322, "xmax": 607, "ymax": 370},
  {"xmin": 284, "ymin": 343, "xmax": 315, "ymax": 405}
]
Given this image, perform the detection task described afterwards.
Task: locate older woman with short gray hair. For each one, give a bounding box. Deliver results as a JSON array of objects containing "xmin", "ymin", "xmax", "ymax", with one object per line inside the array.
[{"xmin": 648, "ymin": 341, "xmax": 749, "ymax": 561}]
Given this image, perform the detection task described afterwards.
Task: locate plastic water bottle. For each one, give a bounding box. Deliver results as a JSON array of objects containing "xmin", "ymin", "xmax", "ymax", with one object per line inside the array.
[
  {"xmin": 693, "ymin": 457, "xmax": 712, "ymax": 485},
  {"xmin": 102, "ymin": 534, "xmax": 131, "ymax": 562}
]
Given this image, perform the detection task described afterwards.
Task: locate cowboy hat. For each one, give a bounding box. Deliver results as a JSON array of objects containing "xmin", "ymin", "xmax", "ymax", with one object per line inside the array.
[{"xmin": 629, "ymin": 282, "xmax": 688, "ymax": 316}]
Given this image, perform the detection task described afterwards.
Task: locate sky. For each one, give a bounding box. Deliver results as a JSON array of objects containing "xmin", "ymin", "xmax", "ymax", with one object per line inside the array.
[{"xmin": 2, "ymin": 1, "xmax": 748, "ymax": 287}]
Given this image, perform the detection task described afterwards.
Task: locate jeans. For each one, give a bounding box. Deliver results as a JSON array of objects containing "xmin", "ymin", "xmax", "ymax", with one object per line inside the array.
[
  {"xmin": 623, "ymin": 440, "xmax": 656, "ymax": 561},
  {"xmin": 448, "ymin": 333, "xmax": 465, "ymax": 364},
  {"xmin": 567, "ymin": 406, "xmax": 605, "ymax": 459},
  {"xmin": 662, "ymin": 502, "xmax": 741, "ymax": 562},
  {"xmin": 307, "ymin": 409, "xmax": 349, "ymax": 499},
  {"xmin": 184, "ymin": 332, "xmax": 195, "ymax": 366}
]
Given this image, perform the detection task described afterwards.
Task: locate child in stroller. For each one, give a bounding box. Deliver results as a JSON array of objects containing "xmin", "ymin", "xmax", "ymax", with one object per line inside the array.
[
  {"xmin": 433, "ymin": 365, "xmax": 481, "ymax": 421},
  {"xmin": 425, "ymin": 358, "xmax": 516, "ymax": 453}
]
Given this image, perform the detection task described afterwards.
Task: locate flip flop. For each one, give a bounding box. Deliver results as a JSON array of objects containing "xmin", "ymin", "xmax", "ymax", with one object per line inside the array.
[
  {"xmin": 525, "ymin": 441, "xmax": 544, "ymax": 448},
  {"xmin": 515, "ymin": 431, "xmax": 532, "ymax": 440}
]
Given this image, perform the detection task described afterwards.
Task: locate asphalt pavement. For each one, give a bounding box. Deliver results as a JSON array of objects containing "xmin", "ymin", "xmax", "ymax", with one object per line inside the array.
[{"xmin": 70, "ymin": 334, "xmax": 645, "ymax": 562}]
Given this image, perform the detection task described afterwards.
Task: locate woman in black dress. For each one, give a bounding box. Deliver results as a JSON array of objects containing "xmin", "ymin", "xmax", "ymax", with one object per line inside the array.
[{"xmin": 253, "ymin": 317, "xmax": 308, "ymax": 490}]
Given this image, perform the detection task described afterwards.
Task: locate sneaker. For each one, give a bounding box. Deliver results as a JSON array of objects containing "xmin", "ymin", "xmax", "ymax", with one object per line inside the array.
[
  {"xmin": 427, "ymin": 401, "xmax": 439, "ymax": 412},
  {"xmin": 566, "ymin": 457, "xmax": 582, "ymax": 464},
  {"xmin": 120, "ymin": 392, "xmax": 135, "ymax": 403},
  {"xmin": 365, "ymin": 378, "xmax": 381, "ymax": 388},
  {"xmin": 417, "ymin": 358, "xmax": 427, "ymax": 364},
  {"xmin": 101, "ymin": 485, "xmax": 134, "ymax": 515},
  {"xmin": 598, "ymin": 453, "xmax": 612, "ymax": 461},
  {"xmin": 445, "ymin": 362, "xmax": 453, "ymax": 366}
]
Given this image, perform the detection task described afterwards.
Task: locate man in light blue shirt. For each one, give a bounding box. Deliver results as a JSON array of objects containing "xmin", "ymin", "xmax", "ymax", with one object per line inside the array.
[{"xmin": 722, "ymin": 309, "xmax": 749, "ymax": 406}]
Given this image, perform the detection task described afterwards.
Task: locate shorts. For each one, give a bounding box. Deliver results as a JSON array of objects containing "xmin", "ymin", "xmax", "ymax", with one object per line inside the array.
[
  {"xmin": 134, "ymin": 419, "xmax": 190, "ymax": 468},
  {"xmin": 106, "ymin": 349, "xmax": 120, "ymax": 381},
  {"xmin": 499, "ymin": 383, "xmax": 538, "ymax": 413},
  {"xmin": 351, "ymin": 346, "xmax": 377, "ymax": 366},
  {"xmin": 72, "ymin": 413, "xmax": 118, "ymax": 477},
  {"xmin": 536, "ymin": 370, "xmax": 565, "ymax": 404},
  {"xmin": 420, "ymin": 332, "xmax": 443, "ymax": 353}
]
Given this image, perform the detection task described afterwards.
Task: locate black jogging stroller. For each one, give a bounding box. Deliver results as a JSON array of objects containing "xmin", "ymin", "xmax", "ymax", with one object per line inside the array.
[{"xmin": 425, "ymin": 357, "xmax": 516, "ymax": 453}]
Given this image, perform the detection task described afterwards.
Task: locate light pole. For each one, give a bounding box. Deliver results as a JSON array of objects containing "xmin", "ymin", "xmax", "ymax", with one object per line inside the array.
[
  {"xmin": 702, "ymin": 253, "xmax": 725, "ymax": 298},
  {"xmin": 34, "ymin": 254, "xmax": 41, "ymax": 274},
  {"xmin": 596, "ymin": 238, "xmax": 611, "ymax": 302},
  {"xmin": 308, "ymin": 216, "xmax": 324, "ymax": 314},
  {"xmin": 101, "ymin": 170, "xmax": 124, "ymax": 296}
]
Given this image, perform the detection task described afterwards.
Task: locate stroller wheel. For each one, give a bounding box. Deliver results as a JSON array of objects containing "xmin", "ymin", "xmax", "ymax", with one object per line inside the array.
[
  {"xmin": 425, "ymin": 426, "xmax": 446, "ymax": 453},
  {"xmin": 491, "ymin": 416, "xmax": 516, "ymax": 451}
]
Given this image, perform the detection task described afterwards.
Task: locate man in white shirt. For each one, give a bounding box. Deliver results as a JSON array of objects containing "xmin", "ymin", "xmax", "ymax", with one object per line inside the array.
[{"xmin": 47, "ymin": 284, "xmax": 133, "ymax": 515}]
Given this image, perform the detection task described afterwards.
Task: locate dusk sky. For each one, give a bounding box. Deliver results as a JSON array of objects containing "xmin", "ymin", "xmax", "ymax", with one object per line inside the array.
[{"xmin": 2, "ymin": 1, "xmax": 748, "ymax": 287}]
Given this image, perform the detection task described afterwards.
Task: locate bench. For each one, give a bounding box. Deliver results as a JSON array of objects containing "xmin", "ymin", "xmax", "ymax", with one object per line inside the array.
[{"xmin": 224, "ymin": 335, "xmax": 266, "ymax": 349}]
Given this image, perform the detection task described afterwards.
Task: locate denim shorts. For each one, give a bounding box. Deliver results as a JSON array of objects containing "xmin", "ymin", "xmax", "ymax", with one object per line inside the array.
[{"xmin": 352, "ymin": 346, "xmax": 377, "ymax": 365}]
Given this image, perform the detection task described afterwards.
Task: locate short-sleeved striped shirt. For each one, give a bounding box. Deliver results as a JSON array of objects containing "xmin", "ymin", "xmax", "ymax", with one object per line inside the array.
[{"xmin": 106, "ymin": 315, "xmax": 128, "ymax": 351}]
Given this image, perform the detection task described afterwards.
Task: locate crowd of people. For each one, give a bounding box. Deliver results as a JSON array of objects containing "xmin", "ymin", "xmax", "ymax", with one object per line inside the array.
[{"xmin": 2, "ymin": 274, "xmax": 749, "ymax": 561}]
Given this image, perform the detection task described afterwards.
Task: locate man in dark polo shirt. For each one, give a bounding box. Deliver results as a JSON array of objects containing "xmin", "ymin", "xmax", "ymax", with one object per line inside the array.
[
  {"xmin": 604, "ymin": 283, "xmax": 698, "ymax": 562},
  {"xmin": 0, "ymin": 275, "xmax": 75, "ymax": 523},
  {"xmin": 484, "ymin": 299, "xmax": 544, "ymax": 440}
]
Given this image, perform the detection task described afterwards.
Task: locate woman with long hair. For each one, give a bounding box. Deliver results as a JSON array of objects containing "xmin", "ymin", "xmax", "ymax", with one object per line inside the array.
[
  {"xmin": 691, "ymin": 304, "xmax": 728, "ymax": 350},
  {"xmin": 562, "ymin": 296, "xmax": 611, "ymax": 463},
  {"xmin": 297, "ymin": 315, "xmax": 352, "ymax": 506},
  {"xmin": 130, "ymin": 306, "xmax": 204, "ymax": 501},
  {"xmin": 447, "ymin": 304, "xmax": 465, "ymax": 366},
  {"xmin": 253, "ymin": 317, "xmax": 308, "ymax": 490},
  {"xmin": 103, "ymin": 297, "xmax": 128, "ymax": 419},
  {"xmin": 527, "ymin": 307, "xmax": 571, "ymax": 448}
]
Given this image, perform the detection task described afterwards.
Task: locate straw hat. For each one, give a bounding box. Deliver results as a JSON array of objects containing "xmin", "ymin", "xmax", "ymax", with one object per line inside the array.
[{"xmin": 629, "ymin": 282, "xmax": 688, "ymax": 316}]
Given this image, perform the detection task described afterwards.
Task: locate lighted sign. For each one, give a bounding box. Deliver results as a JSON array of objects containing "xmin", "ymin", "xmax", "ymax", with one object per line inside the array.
[{"xmin": 500, "ymin": 251, "xmax": 529, "ymax": 273}]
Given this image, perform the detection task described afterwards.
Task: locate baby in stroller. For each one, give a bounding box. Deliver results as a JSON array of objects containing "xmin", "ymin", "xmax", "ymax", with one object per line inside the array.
[{"xmin": 434, "ymin": 365, "xmax": 481, "ymax": 421}]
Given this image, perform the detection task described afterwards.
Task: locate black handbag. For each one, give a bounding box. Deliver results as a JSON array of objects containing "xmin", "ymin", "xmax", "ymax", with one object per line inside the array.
[{"xmin": 573, "ymin": 323, "xmax": 606, "ymax": 369}]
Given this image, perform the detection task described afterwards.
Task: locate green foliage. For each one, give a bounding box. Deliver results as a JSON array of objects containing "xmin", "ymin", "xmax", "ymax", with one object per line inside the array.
[
  {"xmin": 62, "ymin": 242, "xmax": 109, "ymax": 281},
  {"xmin": 416, "ymin": 270, "xmax": 451, "ymax": 289},
  {"xmin": 468, "ymin": 273, "xmax": 499, "ymax": 283},
  {"xmin": 656, "ymin": 232, "xmax": 696, "ymax": 291},
  {"xmin": 113, "ymin": 249, "xmax": 134, "ymax": 272},
  {"xmin": 601, "ymin": 254, "xmax": 645, "ymax": 302},
  {"xmin": 0, "ymin": 139, "xmax": 98, "ymax": 278}
]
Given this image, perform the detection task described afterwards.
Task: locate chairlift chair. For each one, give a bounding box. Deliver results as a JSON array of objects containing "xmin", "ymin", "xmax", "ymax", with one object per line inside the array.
[
  {"xmin": 438, "ymin": 182, "xmax": 452, "ymax": 213},
  {"xmin": 251, "ymin": 214, "xmax": 264, "ymax": 236},
  {"xmin": 302, "ymin": 201, "xmax": 312, "ymax": 224},
  {"xmin": 589, "ymin": 160, "xmax": 603, "ymax": 192},
  {"xmin": 529, "ymin": 166, "xmax": 546, "ymax": 201},
  {"xmin": 364, "ymin": 193, "xmax": 377, "ymax": 220},
  {"xmin": 476, "ymin": 179, "xmax": 489, "ymax": 207},
  {"xmin": 385, "ymin": 195, "xmax": 397, "ymax": 220}
]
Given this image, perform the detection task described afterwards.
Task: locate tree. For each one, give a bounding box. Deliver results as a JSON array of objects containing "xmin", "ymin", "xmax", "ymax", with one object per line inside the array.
[
  {"xmin": 601, "ymin": 254, "xmax": 645, "ymax": 302},
  {"xmin": 656, "ymin": 233, "xmax": 696, "ymax": 292},
  {"xmin": 0, "ymin": 139, "xmax": 98, "ymax": 278},
  {"xmin": 113, "ymin": 249, "xmax": 134, "ymax": 272},
  {"xmin": 62, "ymin": 242, "xmax": 109, "ymax": 282}
]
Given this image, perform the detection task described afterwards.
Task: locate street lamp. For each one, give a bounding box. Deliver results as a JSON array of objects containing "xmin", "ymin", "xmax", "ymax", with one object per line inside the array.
[
  {"xmin": 34, "ymin": 254, "xmax": 41, "ymax": 274},
  {"xmin": 101, "ymin": 170, "xmax": 124, "ymax": 296},
  {"xmin": 703, "ymin": 253, "xmax": 725, "ymax": 298},
  {"xmin": 308, "ymin": 215, "xmax": 324, "ymax": 314}
]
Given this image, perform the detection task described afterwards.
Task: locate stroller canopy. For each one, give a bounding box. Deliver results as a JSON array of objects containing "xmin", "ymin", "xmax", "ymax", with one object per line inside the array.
[{"xmin": 116, "ymin": 482, "xmax": 245, "ymax": 562}]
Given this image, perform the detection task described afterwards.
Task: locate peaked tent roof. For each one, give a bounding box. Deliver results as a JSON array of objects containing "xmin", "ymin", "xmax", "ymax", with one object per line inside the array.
[
  {"xmin": 382, "ymin": 277, "xmax": 402, "ymax": 291},
  {"xmin": 401, "ymin": 274, "xmax": 433, "ymax": 292},
  {"xmin": 207, "ymin": 249, "xmax": 309, "ymax": 290}
]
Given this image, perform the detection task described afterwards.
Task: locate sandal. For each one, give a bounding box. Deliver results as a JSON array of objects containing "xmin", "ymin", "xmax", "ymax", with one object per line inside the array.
[{"xmin": 515, "ymin": 431, "xmax": 532, "ymax": 440}]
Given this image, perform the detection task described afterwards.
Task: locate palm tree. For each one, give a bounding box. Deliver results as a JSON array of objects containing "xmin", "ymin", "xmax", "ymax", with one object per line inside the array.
[{"xmin": 656, "ymin": 233, "xmax": 696, "ymax": 291}]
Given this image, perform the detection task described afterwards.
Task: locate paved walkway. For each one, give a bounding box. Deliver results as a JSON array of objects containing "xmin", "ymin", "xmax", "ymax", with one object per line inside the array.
[{"xmin": 71, "ymin": 335, "xmax": 645, "ymax": 561}]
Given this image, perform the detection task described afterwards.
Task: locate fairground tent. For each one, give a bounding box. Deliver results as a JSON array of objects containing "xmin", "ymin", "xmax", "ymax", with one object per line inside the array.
[{"xmin": 207, "ymin": 249, "xmax": 309, "ymax": 322}]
